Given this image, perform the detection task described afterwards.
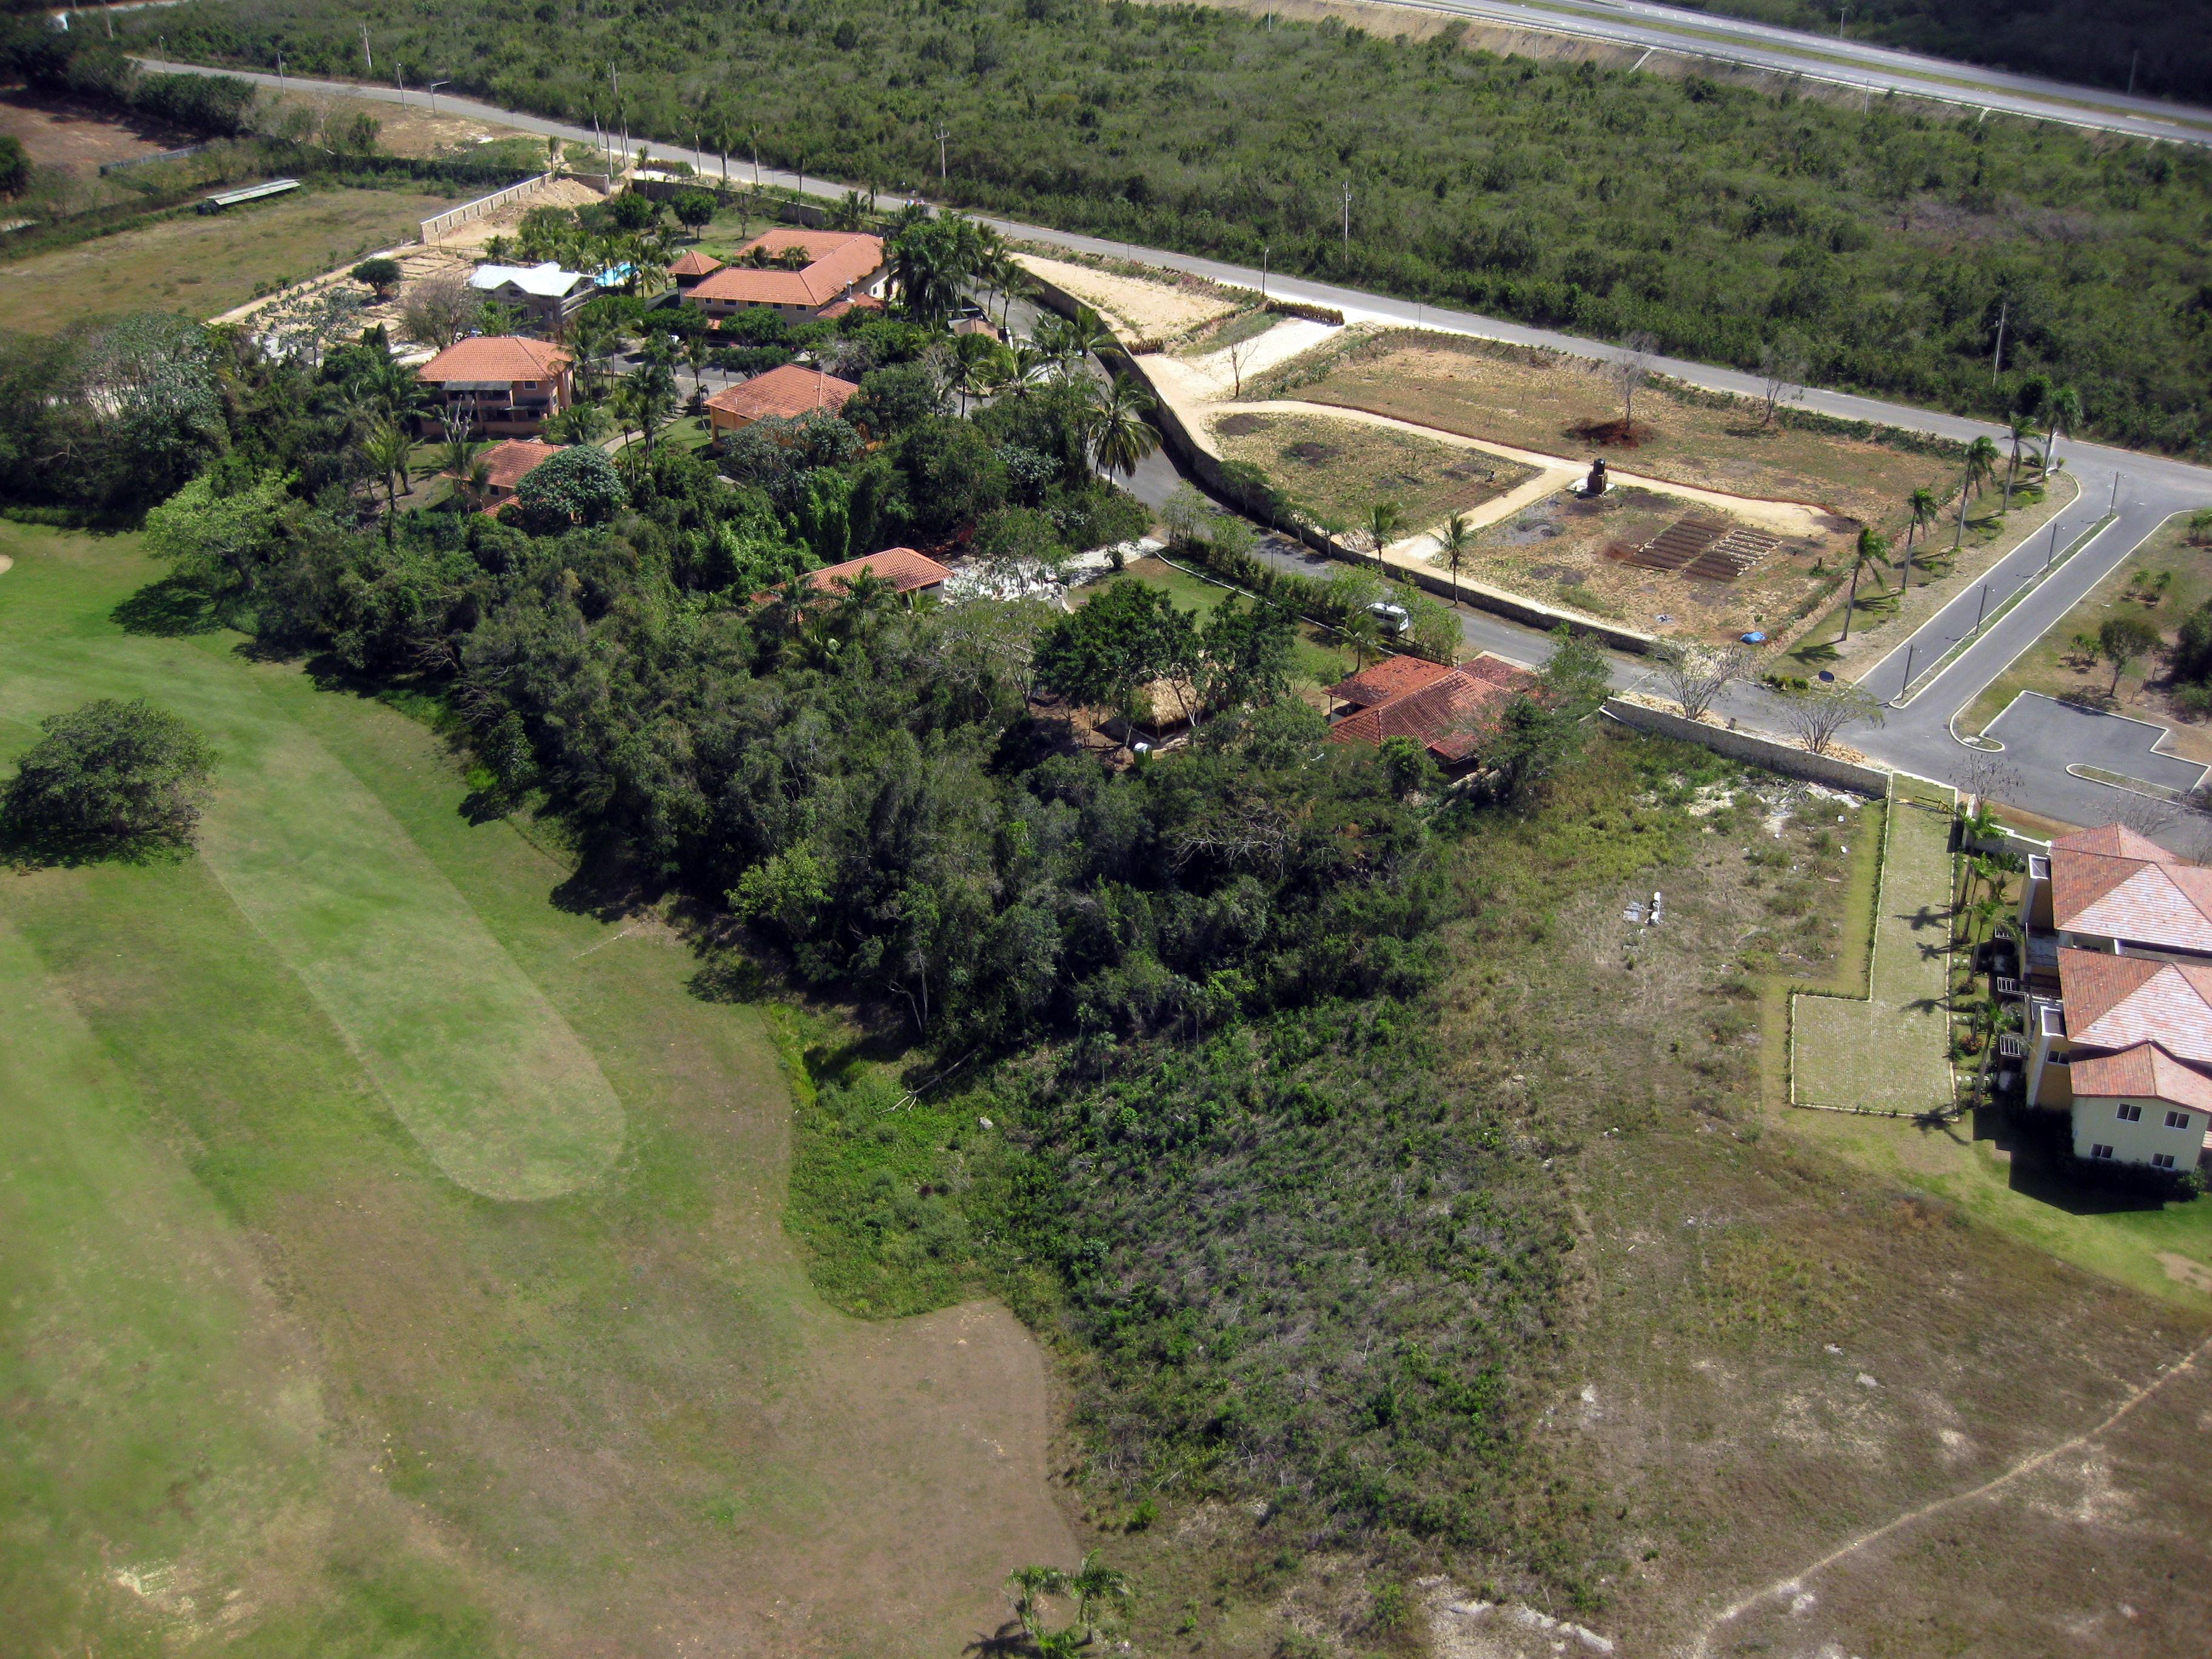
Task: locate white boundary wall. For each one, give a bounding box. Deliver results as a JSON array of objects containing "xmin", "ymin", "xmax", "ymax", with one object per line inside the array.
[{"xmin": 421, "ymin": 174, "xmax": 555, "ymax": 243}]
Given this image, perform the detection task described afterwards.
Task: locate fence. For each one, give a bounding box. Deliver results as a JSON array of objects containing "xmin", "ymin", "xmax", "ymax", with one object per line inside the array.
[
  {"xmin": 101, "ymin": 142, "xmax": 211, "ymax": 176},
  {"xmin": 1600, "ymin": 698, "xmax": 1890, "ymax": 795},
  {"xmin": 420, "ymin": 173, "xmax": 554, "ymax": 243}
]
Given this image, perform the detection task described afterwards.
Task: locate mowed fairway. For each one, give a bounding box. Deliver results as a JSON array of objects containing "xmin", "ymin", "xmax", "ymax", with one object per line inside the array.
[{"xmin": 0, "ymin": 526, "xmax": 1070, "ymax": 1655}]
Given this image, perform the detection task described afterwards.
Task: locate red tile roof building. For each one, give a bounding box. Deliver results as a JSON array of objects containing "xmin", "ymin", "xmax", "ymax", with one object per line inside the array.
[
  {"xmin": 415, "ymin": 337, "xmax": 574, "ymax": 437},
  {"xmin": 669, "ymin": 249, "xmax": 724, "ymax": 290},
  {"xmin": 1326, "ymin": 653, "xmax": 1535, "ymax": 766},
  {"xmin": 469, "ymin": 438, "xmax": 562, "ymax": 504},
  {"xmin": 704, "ymin": 364, "xmax": 861, "ymax": 435},
  {"xmin": 2015, "ymin": 824, "xmax": 2212, "ymax": 1175},
  {"xmin": 805, "ymin": 548, "xmax": 951, "ymax": 597},
  {"xmin": 685, "ymin": 229, "xmax": 889, "ymax": 321}
]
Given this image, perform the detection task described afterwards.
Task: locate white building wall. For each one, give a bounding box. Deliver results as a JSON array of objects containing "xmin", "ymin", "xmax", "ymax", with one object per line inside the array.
[{"xmin": 2070, "ymin": 1094, "xmax": 2207, "ymax": 1170}]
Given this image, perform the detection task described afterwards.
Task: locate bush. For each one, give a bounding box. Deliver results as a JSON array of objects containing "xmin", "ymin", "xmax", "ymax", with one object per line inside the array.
[
  {"xmin": 511, "ymin": 443, "xmax": 626, "ymax": 529},
  {"xmin": 1, "ymin": 698, "xmax": 216, "ymax": 856},
  {"xmin": 0, "ymin": 132, "xmax": 27, "ymax": 198}
]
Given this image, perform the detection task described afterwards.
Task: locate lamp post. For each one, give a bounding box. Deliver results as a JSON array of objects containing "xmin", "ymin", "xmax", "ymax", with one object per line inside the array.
[{"xmin": 426, "ymin": 79, "xmax": 450, "ymax": 115}]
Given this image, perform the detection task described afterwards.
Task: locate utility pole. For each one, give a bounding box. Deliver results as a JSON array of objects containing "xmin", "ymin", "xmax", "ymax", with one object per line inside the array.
[
  {"xmin": 1261, "ymin": 243, "xmax": 1268, "ymax": 300},
  {"xmin": 2128, "ymin": 49, "xmax": 2140, "ymax": 98},
  {"xmin": 361, "ymin": 24, "xmax": 372, "ymax": 75},
  {"xmin": 2044, "ymin": 517, "xmax": 2061, "ymax": 570},
  {"xmin": 1974, "ymin": 583, "xmax": 1991, "ymax": 632},
  {"xmin": 1341, "ymin": 179, "xmax": 1351, "ymax": 257},
  {"xmin": 1989, "ymin": 296, "xmax": 2008, "ymax": 380},
  {"xmin": 2110, "ymin": 472, "xmax": 2122, "ymax": 513},
  {"xmin": 427, "ymin": 79, "xmax": 449, "ymax": 115},
  {"xmin": 276, "ymin": 51, "xmax": 284, "ymax": 93},
  {"xmin": 1837, "ymin": 6, "xmax": 1847, "ymax": 38},
  {"xmin": 935, "ymin": 122, "xmax": 950, "ymax": 181},
  {"xmin": 752, "ymin": 131, "xmax": 760, "ymax": 189}
]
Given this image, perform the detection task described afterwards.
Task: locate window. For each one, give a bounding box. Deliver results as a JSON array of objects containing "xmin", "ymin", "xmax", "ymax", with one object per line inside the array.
[
  {"xmin": 2167, "ymin": 1110, "xmax": 2193, "ymax": 1130},
  {"xmin": 2116, "ymin": 1103, "xmax": 2143, "ymax": 1122},
  {"xmin": 2153, "ymin": 1153, "xmax": 2177, "ymax": 1170},
  {"xmin": 2090, "ymin": 1144, "xmax": 2115, "ymax": 1160}
]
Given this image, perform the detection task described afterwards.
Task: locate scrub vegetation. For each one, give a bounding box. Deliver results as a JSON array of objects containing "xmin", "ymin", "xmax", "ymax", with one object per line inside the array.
[{"xmin": 122, "ymin": 0, "xmax": 2212, "ymax": 452}]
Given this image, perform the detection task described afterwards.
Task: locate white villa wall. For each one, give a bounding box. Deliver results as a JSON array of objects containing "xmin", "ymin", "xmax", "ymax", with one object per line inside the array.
[{"xmin": 2070, "ymin": 1094, "xmax": 2208, "ymax": 1170}]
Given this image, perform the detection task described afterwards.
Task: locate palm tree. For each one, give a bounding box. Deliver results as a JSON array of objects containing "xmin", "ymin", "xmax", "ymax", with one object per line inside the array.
[
  {"xmin": 1436, "ymin": 511, "xmax": 1473, "ymax": 606},
  {"xmin": 1068, "ymin": 1550, "xmax": 1131, "ymax": 1641},
  {"xmin": 628, "ymin": 355, "xmax": 677, "ymax": 463},
  {"xmin": 1087, "ymin": 374, "xmax": 1160, "ymax": 484},
  {"xmin": 1899, "ymin": 486, "xmax": 1939, "ymax": 587},
  {"xmin": 362, "ymin": 420, "xmax": 413, "ymax": 535},
  {"xmin": 1038, "ymin": 304, "xmax": 1113, "ymax": 374},
  {"xmin": 1953, "ymin": 435, "xmax": 2000, "ymax": 549},
  {"xmin": 1339, "ymin": 604, "xmax": 1385, "ymax": 671},
  {"xmin": 2046, "ymin": 384, "xmax": 2083, "ymax": 471},
  {"xmin": 828, "ymin": 188, "xmax": 870, "ymax": 231},
  {"xmin": 2002, "ymin": 414, "xmax": 2039, "ymax": 509},
  {"xmin": 1838, "ymin": 525, "xmax": 1889, "ymax": 642},
  {"xmin": 1366, "ymin": 500, "xmax": 1403, "ymax": 572},
  {"xmin": 1005, "ymin": 1566, "xmax": 1067, "ymax": 1638}
]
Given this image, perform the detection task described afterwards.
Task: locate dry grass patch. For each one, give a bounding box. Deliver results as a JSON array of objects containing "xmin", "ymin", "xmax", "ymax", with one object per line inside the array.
[
  {"xmin": 1209, "ymin": 407, "xmax": 1537, "ymax": 537},
  {"xmin": 1277, "ymin": 329, "xmax": 1959, "ymax": 537},
  {"xmin": 1014, "ymin": 250, "xmax": 1245, "ymax": 341}
]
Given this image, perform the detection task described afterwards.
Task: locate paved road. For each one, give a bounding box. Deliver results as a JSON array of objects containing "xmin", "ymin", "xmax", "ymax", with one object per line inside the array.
[
  {"xmin": 145, "ymin": 60, "xmax": 2212, "ymax": 834},
  {"xmin": 1357, "ymin": 0, "xmax": 2212, "ymax": 147}
]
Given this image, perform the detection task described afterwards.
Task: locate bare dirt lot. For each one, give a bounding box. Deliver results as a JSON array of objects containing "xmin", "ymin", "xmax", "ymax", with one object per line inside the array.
[
  {"xmin": 0, "ymin": 85, "xmax": 183, "ymax": 176},
  {"xmin": 1016, "ymin": 249, "xmax": 1245, "ymax": 342},
  {"xmin": 1209, "ymin": 406, "xmax": 1539, "ymax": 535},
  {"xmin": 1277, "ymin": 329, "xmax": 1960, "ymax": 541}
]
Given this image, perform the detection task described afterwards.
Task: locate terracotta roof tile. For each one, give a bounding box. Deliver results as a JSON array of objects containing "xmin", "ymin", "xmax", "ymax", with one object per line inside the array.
[
  {"xmin": 805, "ymin": 548, "xmax": 951, "ymax": 595},
  {"xmin": 669, "ymin": 250, "xmax": 724, "ymax": 278},
  {"xmin": 417, "ymin": 335, "xmax": 572, "ymax": 384},
  {"xmin": 689, "ymin": 229, "xmax": 883, "ymax": 309},
  {"xmin": 2059, "ymin": 947, "xmax": 2212, "ymax": 1065},
  {"xmin": 473, "ymin": 438, "xmax": 561, "ymax": 492},
  {"xmin": 1327, "ymin": 655, "xmax": 1457, "ymax": 709},
  {"xmin": 2067, "ymin": 1042, "xmax": 2212, "ymax": 1112},
  {"xmin": 2052, "ymin": 823, "xmax": 2176, "ymax": 862},
  {"xmin": 1327, "ymin": 659, "xmax": 1530, "ymax": 763},
  {"xmin": 704, "ymin": 363, "xmax": 860, "ymax": 423},
  {"xmin": 2052, "ymin": 847, "xmax": 2212, "ymax": 953}
]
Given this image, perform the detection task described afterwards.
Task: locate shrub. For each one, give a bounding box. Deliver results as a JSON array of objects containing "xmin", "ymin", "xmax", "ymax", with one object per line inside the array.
[
  {"xmin": 512, "ymin": 443, "xmax": 626, "ymax": 528},
  {"xmin": 1, "ymin": 698, "xmax": 216, "ymax": 855},
  {"xmin": 350, "ymin": 256, "xmax": 403, "ymax": 298}
]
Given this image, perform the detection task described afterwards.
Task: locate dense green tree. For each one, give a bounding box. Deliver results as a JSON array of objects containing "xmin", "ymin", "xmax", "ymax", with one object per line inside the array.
[
  {"xmin": 2, "ymin": 699, "xmax": 216, "ymax": 854},
  {"xmin": 511, "ymin": 443, "xmax": 626, "ymax": 528}
]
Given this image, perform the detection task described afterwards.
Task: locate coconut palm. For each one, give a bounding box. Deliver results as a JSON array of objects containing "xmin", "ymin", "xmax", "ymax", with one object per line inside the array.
[
  {"xmin": 1068, "ymin": 1550, "xmax": 1132, "ymax": 1641},
  {"xmin": 1838, "ymin": 526, "xmax": 1889, "ymax": 642},
  {"xmin": 1005, "ymin": 1566, "xmax": 1067, "ymax": 1638},
  {"xmin": 1366, "ymin": 500, "xmax": 1404, "ymax": 572},
  {"xmin": 827, "ymin": 188, "xmax": 870, "ymax": 232},
  {"xmin": 1339, "ymin": 602, "xmax": 1385, "ymax": 671},
  {"xmin": 361, "ymin": 419, "xmax": 414, "ymax": 532},
  {"xmin": 1952, "ymin": 435, "xmax": 2000, "ymax": 549},
  {"xmin": 2046, "ymin": 383, "xmax": 2083, "ymax": 470},
  {"xmin": 1899, "ymin": 485, "xmax": 1939, "ymax": 587},
  {"xmin": 1087, "ymin": 373, "xmax": 1159, "ymax": 484},
  {"xmin": 1038, "ymin": 304, "xmax": 1113, "ymax": 373},
  {"xmin": 626, "ymin": 354, "xmax": 678, "ymax": 463},
  {"xmin": 1436, "ymin": 511, "xmax": 1473, "ymax": 606},
  {"xmin": 2002, "ymin": 414, "xmax": 2040, "ymax": 509}
]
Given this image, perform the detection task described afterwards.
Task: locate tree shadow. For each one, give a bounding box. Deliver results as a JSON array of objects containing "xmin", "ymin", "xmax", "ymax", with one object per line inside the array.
[
  {"xmin": 110, "ymin": 575, "xmax": 220, "ymax": 637},
  {"xmin": 0, "ymin": 819, "xmax": 197, "ymax": 871},
  {"xmin": 962, "ymin": 1623, "xmax": 1036, "ymax": 1658}
]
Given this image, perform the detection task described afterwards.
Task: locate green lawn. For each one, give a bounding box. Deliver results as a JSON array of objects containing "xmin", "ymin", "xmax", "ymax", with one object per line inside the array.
[
  {"xmin": 0, "ymin": 524, "xmax": 1065, "ymax": 1654},
  {"xmin": 1102, "ymin": 555, "xmax": 1354, "ymax": 686}
]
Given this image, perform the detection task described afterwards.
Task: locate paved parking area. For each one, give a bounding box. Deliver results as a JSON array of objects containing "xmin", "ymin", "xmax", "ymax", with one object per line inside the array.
[{"xmin": 1983, "ymin": 692, "xmax": 2208, "ymax": 796}]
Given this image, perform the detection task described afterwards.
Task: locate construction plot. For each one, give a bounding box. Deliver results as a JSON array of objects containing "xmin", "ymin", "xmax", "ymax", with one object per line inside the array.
[{"xmin": 1792, "ymin": 790, "xmax": 1957, "ymax": 1116}]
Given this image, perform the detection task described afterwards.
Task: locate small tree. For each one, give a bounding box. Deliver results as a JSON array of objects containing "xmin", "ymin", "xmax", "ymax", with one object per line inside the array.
[
  {"xmin": 513, "ymin": 443, "xmax": 626, "ymax": 528},
  {"xmin": 1364, "ymin": 499, "xmax": 1403, "ymax": 571},
  {"xmin": 1757, "ymin": 338, "xmax": 1805, "ymax": 426},
  {"xmin": 1477, "ymin": 626, "xmax": 1610, "ymax": 809},
  {"xmin": 2, "ymin": 699, "xmax": 216, "ymax": 856},
  {"xmin": 1652, "ymin": 640, "xmax": 1752, "ymax": 723},
  {"xmin": 1068, "ymin": 1550, "xmax": 1130, "ymax": 1641},
  {"xmin": 399, "ymin": 269, "xmax": 481, "ymax": 350},
  {"xmin": 350, "ymin": 256, "xmax": 403, "ymax": 299},
  {"xmin": 1609, "ymin": 330, "xmax": 1657, "ymax": 433},
  {"xmin": 2099, "ymin": 614, "xmax": 2161, "ymax": 695},
  {"xmin": 1004, "ymin": 1565, "xmax": 1068, "ymax": 1639},
  {"xmin": 1777, "ymin": 680, "xmax": 1885, "ymax": 757},
  {"xmin": 670, "ymin": 187, "xmax": 717, "ymax": 235},
  {"xmin": 1434, "ymin": 511, "xmax": 1473, "ymax": 606}
]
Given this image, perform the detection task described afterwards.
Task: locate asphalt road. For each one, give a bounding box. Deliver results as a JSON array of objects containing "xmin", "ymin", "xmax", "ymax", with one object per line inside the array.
[
  {"xmin": 145, "ymin": 60, "xmax": 2212, "ymax": 834},
  {"xmin": 1353, "ymin": 0, "xmax": 2212, "ymax": 147}
]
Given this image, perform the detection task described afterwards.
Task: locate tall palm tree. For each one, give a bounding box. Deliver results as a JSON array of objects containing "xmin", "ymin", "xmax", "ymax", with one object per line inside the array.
[
  {"xmin": 362, "ymin": 420, "xmax": 413, "ymax": 536},
  {"xmin": 1899, "ymin": 486, "xmax": 1939, "ymax": 587},
  {"xmin": 1068, "ymin": 1551, "xmax": 1131, "ymax": 1641},
  {"xmin": 1087, "ymin": 373, "xmax": 1159, "ymax": 484},
  {"xmin": 1436, "ymin": 511, "xmax": 1473, "ymax": 606},
  {"xmin": 628, "ymin": 355, "xmax": 677, "ymax": 463},
  {"xmin": 1838, "ymin": 525, "xmax": 1889, "ymax": 642},
  {"xmin": 2002, "ymin": 414, "xmax": 2039, "ymax": 509},
  {"xmin": 1366, "ymin": 500, "xmax": 1403, "ymax": 572},
  {"xmin": 1005, "ymin": 1566, "xmax": 1067, "ymax": 1638},
  {"xmin": 1339, "ymin": 603, "xmax": 1384, "ymax": 671},
  {"xmin": 2046, "ymin": 383, "xmax": 2083, "ymax": 471},
  {"xmin": 1953, "ymin": 435, "xmax": 2000, "ymax": 549}
]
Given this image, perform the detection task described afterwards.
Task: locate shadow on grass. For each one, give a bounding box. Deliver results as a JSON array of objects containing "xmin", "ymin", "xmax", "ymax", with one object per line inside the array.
[
  {"xmin": 0, "ymin": 819, "xmax": 198, "ymax": 871},
  {"xmin": 110, "ymin": 574, "xmax": 220, "ymax": 637},
  {"xmin": 1980, "ymin": 1105, "xmax": 2181, "ymax": 1216}
]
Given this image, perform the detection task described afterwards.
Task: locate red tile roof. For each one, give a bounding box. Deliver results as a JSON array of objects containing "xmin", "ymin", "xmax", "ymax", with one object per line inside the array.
[
  {"xmin": 1328, "ymin": 655, "xmax": 1457, "ymax": 709},
  {"xmin": 417, "ymin": 335, "xmax": 572, "ymax": 384},
  {"xmin": 805, "ymin": 548, "xmax": 951, "ymax": 596},
  {"xmin": 669, "ymin": 250, "xmax": 724, "ymax": 278},
  {"xmin": 689, "ymin": 229, "xmax": 884, "ymax": 309},
  {"xmin": 472, "ymin": 438, "xmax": 561, "ymax": 493},
  {"xmin": 705, "ymin": 363, "xmax": 860, "ymax": 424},
  {"xmin": 2049, "ymin": 823, "xmax": 2212, "ymax": 953},
  {"xmin": 2058, "ymin": 948, "xmax": 2212, "ymax": 1066},
  {"xmin": 2066, "ymin": 1042, "xmax": 2212, "ymax": 1112},
  {"xmin": 1327, "ymin": 654, "xmax": 1535, "ymax": 763},
  {"xmin": 820, "ymin": 295, "xmax": 887, "ymax": 320}
]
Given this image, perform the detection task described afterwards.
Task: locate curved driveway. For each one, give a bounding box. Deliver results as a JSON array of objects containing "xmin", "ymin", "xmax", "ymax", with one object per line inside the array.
[{"xmin": 141, "ymin": 59, "xmax": 2212, "ymax": 830}]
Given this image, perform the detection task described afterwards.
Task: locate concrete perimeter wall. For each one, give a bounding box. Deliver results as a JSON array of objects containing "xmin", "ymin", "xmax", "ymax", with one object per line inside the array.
[
  {"xmin": 1601, "ymin": 699, "xmax": 1889, "ymax": 794},
  {"xmin": 1022, "ymin": 266, "xmax": 1660, "ymax": 654}
]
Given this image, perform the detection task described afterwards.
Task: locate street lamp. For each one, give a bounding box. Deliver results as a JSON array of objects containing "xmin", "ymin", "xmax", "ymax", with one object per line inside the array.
[{"xmin": 426, "ymin": 79, "xmax": 451, "ymax": 114}]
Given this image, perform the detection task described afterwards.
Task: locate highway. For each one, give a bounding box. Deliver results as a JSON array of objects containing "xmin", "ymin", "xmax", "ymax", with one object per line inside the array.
[
  {"xmin": 1349, "ymin": 0, "xmax": 2212, "ymax": 147},
  {"xmin": 139, "ymin": 59, "xmax": 2212, "ymax": 836}
]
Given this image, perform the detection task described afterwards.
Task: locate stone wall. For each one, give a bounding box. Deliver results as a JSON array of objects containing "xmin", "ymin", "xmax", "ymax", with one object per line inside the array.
[{"xmin": 1601, "ymin": 699, "xmax": 1889, "ymax": 794}]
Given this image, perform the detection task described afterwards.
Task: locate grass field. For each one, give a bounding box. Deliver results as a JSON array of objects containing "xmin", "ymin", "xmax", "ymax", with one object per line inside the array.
[
  {"xmin": 1276, "ymin": 329, "xmax": 1957, "ymax": 537},
  {"xmin": 1099, "ymin": 554, "xmax": 1355, "ymax": 686},
  {"xmin": 1960, "ymin": 512, "xmax": 2212, "ymax": 759},
  {"xmin": 1207, "ymin": 407, "xmax": 1537, "ymax": 538},
  {"xmin": 0, "ymin": 185, "xmax": 464, "ymax": 333},
  {"xmin": 0, "ymin": 525, "xmax": 1068, "ymax": 1655}
]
